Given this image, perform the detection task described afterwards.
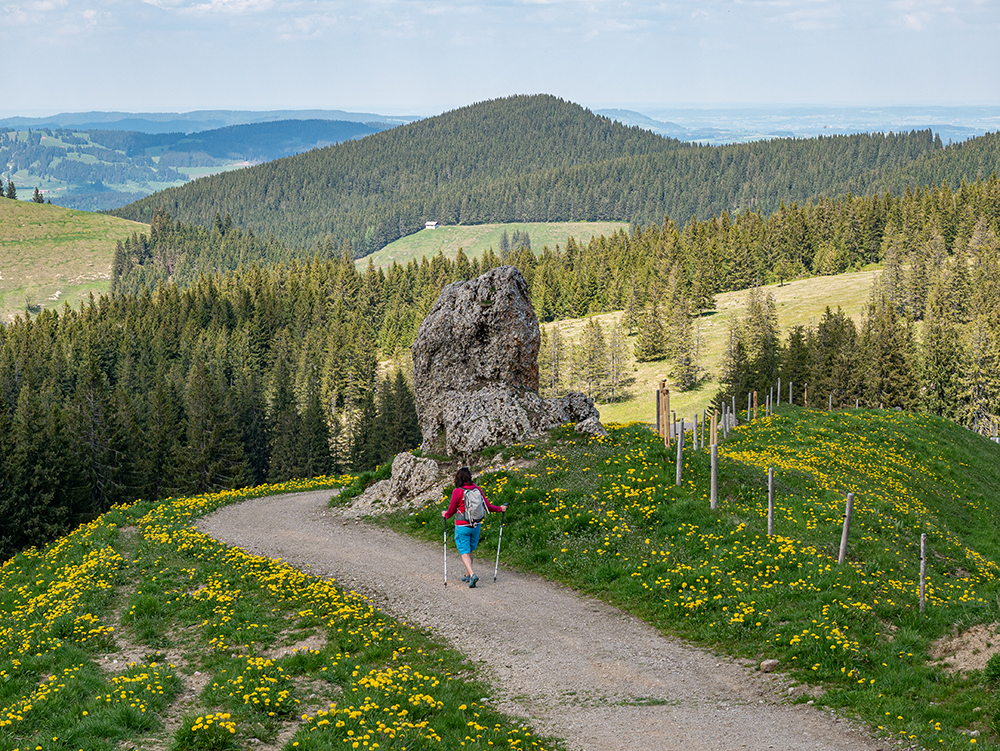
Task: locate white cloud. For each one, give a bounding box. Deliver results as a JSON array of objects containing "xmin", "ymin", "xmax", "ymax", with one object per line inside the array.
[
  {"xmin": 143, "ymin": 0, "xmax": 274, "ymax": 13},
  {"xmin": 276, "ymin": 12, "xmax": 338, "ymax": 39}
]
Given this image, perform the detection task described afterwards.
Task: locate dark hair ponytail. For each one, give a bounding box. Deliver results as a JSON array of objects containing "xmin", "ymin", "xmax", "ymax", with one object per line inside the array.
[{"xmin": 455, "ymin": 466, "xmax": 472, "ymax": 487}]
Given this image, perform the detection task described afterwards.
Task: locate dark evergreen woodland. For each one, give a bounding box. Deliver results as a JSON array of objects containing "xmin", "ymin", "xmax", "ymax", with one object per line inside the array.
[
  {"xmin": 110, "ymin": 95, "xmax": 991, "ymax": 256},
  {"xmin": 0, "ymin": 256, "xmax": 420, "ymax": 561}
]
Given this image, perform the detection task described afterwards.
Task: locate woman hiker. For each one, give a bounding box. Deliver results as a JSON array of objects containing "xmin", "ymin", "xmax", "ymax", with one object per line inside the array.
[{"xmin": 442, "ymin": 466, "xmax": 507, "ymax": 588}]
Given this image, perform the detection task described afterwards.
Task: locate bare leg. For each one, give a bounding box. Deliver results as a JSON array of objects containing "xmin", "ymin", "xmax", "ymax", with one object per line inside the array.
[{"xmin": 461, "ymin": 553, "xmax": 475, "ymax": 577}]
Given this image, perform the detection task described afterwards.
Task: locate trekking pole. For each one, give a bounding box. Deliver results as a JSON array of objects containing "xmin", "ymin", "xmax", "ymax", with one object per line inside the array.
[
  {"xmin": 493, "ymin": 510, "xmax": 506, "ymax": 582},
  {"xmin": 443, "ymin": 517, "xmax": 448, "ymax": 587}
]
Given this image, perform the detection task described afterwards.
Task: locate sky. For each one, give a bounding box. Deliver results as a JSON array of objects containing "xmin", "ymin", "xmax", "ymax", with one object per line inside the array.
[{"xmin": 2, "ymin": 0, "xmax": 998, "ymax": 117}]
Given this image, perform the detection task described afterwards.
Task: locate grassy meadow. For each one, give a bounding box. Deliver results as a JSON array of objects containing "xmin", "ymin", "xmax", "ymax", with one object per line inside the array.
[
  {"xmin": 0, "ymin": 200, "xmax": 146, "ymax": 322},
  {"xmin": 394, "ymin": 408, "xmax": 1000, "ymax": 749},
  {"xmin": 358, "ymin": 221, "xmax": 630, "ymax": 269},
  {"xmin": 553, "ymin": 269, "xmax": 879, "ymax": 425},
  {"xmin": 5, "ymin": 402, "xmax": 1000, "ymax": 749},
  {"xmin": 0, "ymin": 477, "xmax": 556, "ymax": 751}
]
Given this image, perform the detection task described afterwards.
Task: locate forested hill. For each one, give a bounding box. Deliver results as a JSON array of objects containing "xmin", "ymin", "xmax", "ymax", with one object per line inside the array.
[
  {"xmin": 109, "ymin": 94, "xmax": 997, "ymax": 257},
  {"xmin": 109, "ymin": 94, "xmax": 679, "ymax": 253}
]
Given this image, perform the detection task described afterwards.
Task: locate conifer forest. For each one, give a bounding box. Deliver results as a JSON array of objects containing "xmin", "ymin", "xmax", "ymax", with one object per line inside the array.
[{"xmin": 2, "ymin": 94, "xmax": 1000, "ymax": 560}]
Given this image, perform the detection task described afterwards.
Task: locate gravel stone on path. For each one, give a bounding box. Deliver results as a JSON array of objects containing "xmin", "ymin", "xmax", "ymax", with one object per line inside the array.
[{"xmin": 197, "ymin": 490, "xmax": 893, "ymax": 751}]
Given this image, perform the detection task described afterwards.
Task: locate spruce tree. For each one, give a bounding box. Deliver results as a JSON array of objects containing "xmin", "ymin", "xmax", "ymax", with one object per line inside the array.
[
  {"xmin": 743, "ymin": 286, "xmax": 781, "ymax": 395},
  {"xmin": 577, "ymin": 317, "xmax": 609, "ymax": 400},
  {"xmin": 606, "ymin": 320, "xmax": 631, "ymax": 403},
  {"xmin": 860, "ymin": 281, "xmax": 918, "ymax": 410},
  {"xmin": 299, "ymin": 384, "xmax": 333, "ymax": 479},
  {"xmin": 671, "ymin": 300, "xmax": 703, "ymax": 391},
  {"xmin": 538, "ymin": 325, "xmax": 565, "ymax": 397},
  {"xmin": 634, "ymin": 297, "xmax": 668, "ymax": 362},
  {"xmin": 183, "ymin": 354, "xmax": 250, "ymax": 493},
  {"xmin": 920, "ymin": 280, "xmax": 962, "ymax": 419},
  {"xmin": 268, "ymin": 348, "xmax": 302, "ymax": 483},
  {"xmin": 781, "ymin": 326, "xmax": 811, "ymax": 404}
]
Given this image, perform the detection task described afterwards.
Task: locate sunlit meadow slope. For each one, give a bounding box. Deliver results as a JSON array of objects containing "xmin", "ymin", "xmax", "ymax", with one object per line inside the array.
[
  {"xmin": 396, "ymin": 409, "xmax": 1000, "ymax": 749},
  {"xmin": 0, "ymin": 199, "xmax": 146, "ymax": 322},
  {"xmin": 0, "ymin": 477, "xmax": 556, "ymax": 751}
]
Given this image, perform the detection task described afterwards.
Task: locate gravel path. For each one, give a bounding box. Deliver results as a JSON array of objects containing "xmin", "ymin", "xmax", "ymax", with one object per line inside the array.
[{"xmin": 197, "ymin": 490, "xmax": 892, "ymax": 751}]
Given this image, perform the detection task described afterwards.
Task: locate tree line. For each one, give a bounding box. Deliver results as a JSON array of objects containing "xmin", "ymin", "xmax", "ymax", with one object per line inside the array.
[
  {"xmin": 110, "ymin": 94, "xmax": 983, "ymax": 256},
  {"xmin": 0, "ymin": 256, "xmax": 420, "ymax": 562},
  {"xmin": 113, "ymin": 174, "xmax": 1000, "ymax": 362},
  {"xmin": 716, "ymin": 215, "xmax": 1000, "ymax": 432}
]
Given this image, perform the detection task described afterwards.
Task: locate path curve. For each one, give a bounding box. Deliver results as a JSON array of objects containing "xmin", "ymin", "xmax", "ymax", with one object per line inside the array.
[{"xmin": 197, "ymin": 490, "xmax": 890, "ymax": 751}]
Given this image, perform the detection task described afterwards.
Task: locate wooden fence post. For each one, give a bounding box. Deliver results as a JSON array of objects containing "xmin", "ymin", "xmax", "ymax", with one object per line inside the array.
[
  {"xmin": 767, "ymin": 467, "xmax": 775, "ymax": 537},
  {"xmin": 838, "ymin": 493, "xmax": 855, "ymax": 565},
  {"xmin": 804, "ymin": 382, "xmax": 809, "ymax": 408},
  {"xmin": 753, "ymin": 391, "xmax": 758, "ymax": 420},
  {"xmin": 675, "ymin": 418, "xmax": 684, "ymax": 487},
  {"xmin": 732, "ymin": 396, "xmax": 737, "ymax": 426},
  {"xmin": 919, "ymin": 533, "xmax": 927, "ymax": 613},
  {"xmin": 829, "ymin": 393, "xmax": 833, "ymax": 411},
  {"xmin": 656, "ymin": 382, "xmax": 661, "ymax": 435},
  {"xmin": 711, "ymin": 412, "xmax": 718, "ymax": 511}
]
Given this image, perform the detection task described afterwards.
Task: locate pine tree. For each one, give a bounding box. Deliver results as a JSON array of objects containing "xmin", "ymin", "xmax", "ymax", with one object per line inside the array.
[
  {"xmin": 670, "ymin": 300, "xmax": 703, "ymax": 391},
  {"xmin": 538, "ymin": 325, "xmax": 565, "ymax": 397},
  {"xmin": 32, "ymin": 187, "xmax": 44, "ymax": 204},
  {"xmin": 860, "ymin": 281, "xmax": 918, "ymax": 410},
  {"xmin": 5, "ymin": 180, "xmax": 16, "ymax": 200},
  {"xmin": 920, "ymin": 280, "xmax": 962, "ymax": 418},
  {"xmin": 780, "ymin": 326, "xmax": 811, "ymax": 404},
  {"xmin": 634, "ymin": 297, "xmax": 668, "ymax": 362},
  {"xmin": 577, "ymin": 317, "xmax": 608, "ymax": 400}
]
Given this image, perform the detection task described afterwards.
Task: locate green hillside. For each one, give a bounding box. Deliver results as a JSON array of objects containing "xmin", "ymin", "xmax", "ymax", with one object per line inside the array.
[
  {"xmin": 7, "ymin": 407, "xmax": 999, "ymax": 750},
  {"xmin": 548, "ymin": 269, "xmax": 879, "ymax": 425},
  {"xmin": 111, "ymin": 95, "xmax": 675, "ymax": 254},
  {"xmin": 394, "ymin": 410, "xmax": 1000, "ymax": 749},
  {"xmin": 0, "ymin": 477, "xmax": 556, "ymax": 751},
  {"xmin": 0, "ymin": 199, "xmax": 146, "ymax": 321},
  {"xmin": 111, "ymin": 95, "xmax": 983, "ymax": 257},
  {"xmin": 359, "ymin": 220, "xmax": 630, "ymax": 268}
]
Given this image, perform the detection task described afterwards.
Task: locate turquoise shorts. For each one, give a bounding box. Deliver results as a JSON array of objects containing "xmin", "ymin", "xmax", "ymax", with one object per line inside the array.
[{"xmin": 454, "ymin": 524, "xmax": 481, "ymax": 555}]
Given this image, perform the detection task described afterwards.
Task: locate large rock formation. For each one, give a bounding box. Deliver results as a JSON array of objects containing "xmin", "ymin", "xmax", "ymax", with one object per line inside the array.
[{"xmin": 412, "ymin": 265, "xmax": 601, "ymax": 455}]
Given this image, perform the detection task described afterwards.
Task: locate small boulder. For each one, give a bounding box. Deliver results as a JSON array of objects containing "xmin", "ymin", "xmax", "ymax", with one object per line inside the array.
[
  {"xmin": 575, "ymin": 416, "xmax": 608, "ymax": 438},
  {"xmin": 760, "ymin": 659, "xmax": 780, "ymax": 673},
  {"xmin": 387, "ymin": 452, "xmax": 440, "ymax": 503}
]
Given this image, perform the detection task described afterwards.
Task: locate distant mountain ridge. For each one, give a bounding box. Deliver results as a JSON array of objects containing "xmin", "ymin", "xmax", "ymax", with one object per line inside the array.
[
  {"xmin": 2, "ymin": 118, "xmax": 390, "ymax": 212},
  {"xmin": 0, "ymin": 108, "xmax": 419, "ymax": 134}
]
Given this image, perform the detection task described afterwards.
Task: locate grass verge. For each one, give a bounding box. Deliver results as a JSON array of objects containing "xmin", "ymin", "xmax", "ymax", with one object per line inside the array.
[
  {"xmin": 388, "ymin": 408, "xmax": 1000, "ymax": 749},
  {"xmin": 0, "ymin": 476, "xmax": 559, "ymax": 751}
]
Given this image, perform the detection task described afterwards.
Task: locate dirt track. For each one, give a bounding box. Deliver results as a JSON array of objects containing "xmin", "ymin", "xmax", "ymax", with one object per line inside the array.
[{"xmin": 197, "ymin": 489, "xmax": 893, "ymax": 751}]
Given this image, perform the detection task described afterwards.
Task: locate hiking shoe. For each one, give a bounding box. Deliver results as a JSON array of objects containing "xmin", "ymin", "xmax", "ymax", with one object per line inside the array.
[
  {"xmin": 468, "ymin": 574, "xmax": 479, "ymax": 588},
  {"xmin": 461, "ymin": 574, "xmax": 471, "ymax": 583}
]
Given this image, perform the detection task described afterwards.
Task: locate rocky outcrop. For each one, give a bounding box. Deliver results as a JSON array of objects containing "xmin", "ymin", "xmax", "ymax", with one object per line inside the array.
[
  {"xmin": 412, "ymin": 265, "xmax": 603, "ymax": 455},
  {"xmin": 349, "ymin": 452, "xmax": 444, "ymax": 516},
  {"xmin": 387, "ymin": 451, "xmax": 439, "ymax": 503}
]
